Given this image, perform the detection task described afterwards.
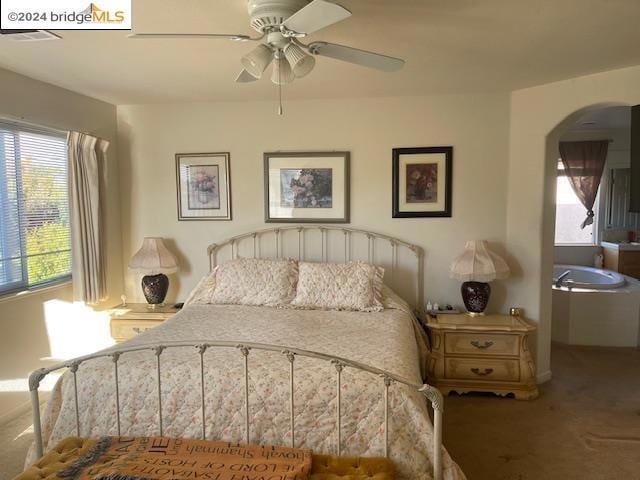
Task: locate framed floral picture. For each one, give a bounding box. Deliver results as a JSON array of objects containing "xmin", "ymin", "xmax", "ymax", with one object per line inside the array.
[
  {"xmin": 392, "ymin": 146, "xmax": 453, "ymax": 218},
  {"xmin": 176, "ymin": 152, "xmax": 232, "ymax": 221},
  {"xmin": 264, "ymin": 151, "xmax": 350, "ymax": 223}
]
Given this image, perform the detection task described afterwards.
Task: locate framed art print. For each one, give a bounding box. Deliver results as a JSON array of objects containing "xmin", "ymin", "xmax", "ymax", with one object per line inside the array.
[
  {"xmin": 392, "ymin": 146, "xmax": 452, "ymax": 218},
  {"xmin": 264, "ymin": 151, "xmax": 350, "ymax": 223},
  {"xmin": 176, "ymin": 152, "xmax": 231, "ymax": 221}
]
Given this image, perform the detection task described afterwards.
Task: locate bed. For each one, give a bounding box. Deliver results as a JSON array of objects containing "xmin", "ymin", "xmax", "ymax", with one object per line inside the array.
[{"xmin": 26, "ymin": 226, "xmax": 466, "ymax": 480}]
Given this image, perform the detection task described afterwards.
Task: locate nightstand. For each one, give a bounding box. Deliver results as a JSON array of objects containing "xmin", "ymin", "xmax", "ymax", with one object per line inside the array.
[
  {"xmin": 108, "ymin": 303, "xmax": 180, "ymax": 343},
  {"xmin": 422, "ymin": 313, "xmax": 539, "ymax": 400}
]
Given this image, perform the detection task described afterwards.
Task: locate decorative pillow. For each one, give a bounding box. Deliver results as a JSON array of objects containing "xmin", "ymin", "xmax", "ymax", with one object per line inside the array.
[
  {"xmin": 291, "ymin": 261, "xmax": 384, "ymax": 312},
  {"xmin": 184, "ymin": 269, "xmax": 218, "ymax": 305},
  {"xmin": 209, "ymin": 258, "xmax": 298, "ymax": 306}
]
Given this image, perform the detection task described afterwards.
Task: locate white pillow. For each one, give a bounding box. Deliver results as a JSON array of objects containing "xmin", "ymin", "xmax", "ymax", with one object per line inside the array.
[
  {"xmin": 291, "ymin": 261, "xmax": 384, "ymax": 312},
  {"xmin": 207, "ymin": 258, "xmax": 298, "ymax": 306}
]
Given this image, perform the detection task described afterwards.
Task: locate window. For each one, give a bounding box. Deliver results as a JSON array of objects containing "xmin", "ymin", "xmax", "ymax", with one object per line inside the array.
[
  {"xmin": 555, "ymin": 160, "xmax": 597, "ymax": 244},
  {"xmin": 0, "ymin": 121, "xmax": 70, "ymax": 295}
]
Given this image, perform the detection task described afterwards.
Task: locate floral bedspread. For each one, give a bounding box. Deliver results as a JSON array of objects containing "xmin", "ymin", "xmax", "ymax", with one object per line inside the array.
[{"xmin": 28, "ymin": 292, "xmax": 465, "ymax": 479}]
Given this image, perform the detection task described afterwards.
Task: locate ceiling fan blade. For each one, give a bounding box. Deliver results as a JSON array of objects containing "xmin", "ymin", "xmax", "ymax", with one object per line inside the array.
[
  {"xmin": 308, "ymin": 42, "xmax": 405, "ymax": 72},
  {"xmin": 128, "ymin": 33, "xmax": 252, "ymax": 41},
  {"xmin": 282, "ymin": 0, "xmax": 351, "ymax": 35},
  {"xmin": 235, "ymin": 69, "xmax": 259, "ymax": 83}
]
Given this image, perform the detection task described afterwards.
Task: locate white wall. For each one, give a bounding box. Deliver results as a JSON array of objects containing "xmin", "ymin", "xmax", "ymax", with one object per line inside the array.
[
  {"xmin": 554, "ymin": 246, "xmax": 601, "ymax": 266},
  {"xmin": 505, "ymin": 64, "xmax": 640, "ymax": 381},
  {"xmin": 117, "ymin": 94, "xmax": 511, "ymax": 311},
  {"xmin": 0, "ymin": 68, "xmax": 123, "ymax": 420}
]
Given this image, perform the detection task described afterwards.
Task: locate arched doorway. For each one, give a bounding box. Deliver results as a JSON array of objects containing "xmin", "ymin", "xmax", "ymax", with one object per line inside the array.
[
  {"xmin": 504, "ymin": 64, "xmax": 640, "ymax": 382},
  {"xmin": 541, "ymin": 102, "xmax": 635, "ymax": 374}
]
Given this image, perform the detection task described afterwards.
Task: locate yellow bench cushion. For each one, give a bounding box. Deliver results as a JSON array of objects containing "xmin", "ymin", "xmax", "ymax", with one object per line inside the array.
[
  {"xmin": 310, "ymin": 454, "xmax": 395, "ymax": 479},
  {"xmin": 17, "ymin": 437, "xmax": 395, "ymax": 480}
]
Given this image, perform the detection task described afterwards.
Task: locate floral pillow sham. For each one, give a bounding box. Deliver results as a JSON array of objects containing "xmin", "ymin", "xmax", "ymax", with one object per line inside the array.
[
  {"xmin": 187, "ymin": 258, "xmax": 299, "ymax": 307},
  {"xmin": 290, "ymin": 261, "xmax": 384, "ymax": 312}
]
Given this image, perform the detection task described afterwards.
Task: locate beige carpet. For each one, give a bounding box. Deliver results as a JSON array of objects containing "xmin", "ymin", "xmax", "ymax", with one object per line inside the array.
[
  {"xmin": 0, "ymin": 409, "xmax": 33, "ymax": 480},
  {"xmin": 1, "ymin": 343, "xmax": 639, "ymax": 479},
  {"xmin": 444, "ymin": 343, "xmax": 640, "ymax": 479}
]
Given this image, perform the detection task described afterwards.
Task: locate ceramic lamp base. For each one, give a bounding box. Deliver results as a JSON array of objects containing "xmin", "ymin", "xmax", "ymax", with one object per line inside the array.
[
  {"xmin": 141, "ymin": 273, "xmax": 169, "ymax": 305},
  {"xmin": 461, "ymin": 281, "xmax": 491, "ymax": 315}
]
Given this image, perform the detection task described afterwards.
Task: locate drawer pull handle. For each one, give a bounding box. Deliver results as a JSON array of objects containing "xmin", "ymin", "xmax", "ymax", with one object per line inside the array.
[
  {"xmin": 132, "ymin": 327, "xmax": 144, "ymax": 333},
  {"xmin": 470, "ymin": 340, "xmax": 494, "ymax": 350},
  {"xmin": 470, "ymin": 368, "xmax": 494, "ymax": 376}
]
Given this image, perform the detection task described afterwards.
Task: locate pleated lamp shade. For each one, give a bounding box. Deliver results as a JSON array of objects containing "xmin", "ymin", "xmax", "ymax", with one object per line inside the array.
[
  {"xmin": 241, "ymin": 44, "xmax": 273, "ymax": 79},
  {"xmin": 284, "ymin": 42, "xmax": 315, "ymax": 78},
  {"xmin": 271, "ymin": 55, "xmax": 295, "ymax": 85},
  {"xmin": 128, "ymin": 238, "xmax": 178, "ymax": 275},
  {"xmin": 450, "ymin": 240, "xmax": 510, "ymax": 282}
]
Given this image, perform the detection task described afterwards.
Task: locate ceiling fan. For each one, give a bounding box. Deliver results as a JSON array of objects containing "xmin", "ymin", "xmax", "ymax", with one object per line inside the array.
[{"xmin": 130, "ymin": 0, "xmax": 405, "ymax": 112}]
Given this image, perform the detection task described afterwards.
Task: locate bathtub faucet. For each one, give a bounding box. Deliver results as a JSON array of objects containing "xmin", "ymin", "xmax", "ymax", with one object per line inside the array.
[{"xmin": 554, "ymin": 270, "xmax": 572, "ymax": 288}]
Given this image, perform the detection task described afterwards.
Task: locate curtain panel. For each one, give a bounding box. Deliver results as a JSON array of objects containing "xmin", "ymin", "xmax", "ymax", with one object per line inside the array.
[
  {"xmin": 559, "ymin": 140, "xmax": 609, "ymax": 229},
  {"xmin": 68, "ymin": 131, "xmax": 109, "ymax": 304}
]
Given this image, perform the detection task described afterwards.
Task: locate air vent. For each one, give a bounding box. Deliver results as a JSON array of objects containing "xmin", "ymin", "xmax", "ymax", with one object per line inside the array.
[
  {"xmin": 250, "ymin": 16, "xmax": 287, "ymax": 32},
  {"xmin": 247, "ymin": 0, "xmax": 310, "ymax": 33},
  {"xmin": 0, "ymin": 30, "xmax": 61, "ymax": 41}
]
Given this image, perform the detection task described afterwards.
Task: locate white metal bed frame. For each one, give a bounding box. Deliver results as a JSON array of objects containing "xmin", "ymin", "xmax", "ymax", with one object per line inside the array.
[
  {"xmin": 208, "ymin": 225, "xmax": 424, "ymax": 310},
  {"xmin": 28, "ymin": 226, "xmax": 444, "ymax": 480}
]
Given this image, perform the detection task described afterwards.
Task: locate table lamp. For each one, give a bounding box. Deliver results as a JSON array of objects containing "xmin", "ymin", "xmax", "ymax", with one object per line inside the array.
[
  {"xmin": 128, "ymin": 237, "xmax": 178, "ymax": 307},
  {"xmin": 450, "ymin": 240, "xmax": 510, "ymax": 316}
]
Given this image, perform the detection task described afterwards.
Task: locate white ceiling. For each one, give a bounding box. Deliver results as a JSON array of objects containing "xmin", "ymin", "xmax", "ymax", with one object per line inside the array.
[{"xmin": 1, "ymin": 0, "xmax": 640, "ymax": 105}]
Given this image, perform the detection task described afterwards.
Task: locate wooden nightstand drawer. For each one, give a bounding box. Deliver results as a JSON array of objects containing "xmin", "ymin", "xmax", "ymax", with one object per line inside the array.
[
  {"xmin": 445, "ymin": 357, "xmax": 520, "ymax": 382},
  {"xmin": 445, "ymin": 332, "xmax": 519, "ymax": 356},
  {"xmin": 108, "ymin": 303, "xmax": 179, "ymax": 343},
  {"xmin": 111, "ymin": 319, "xmax": 164, "ymax": 342},
  {"xmin": 422, "ymin": 313, "xmax": 538, "ymax": 399}
]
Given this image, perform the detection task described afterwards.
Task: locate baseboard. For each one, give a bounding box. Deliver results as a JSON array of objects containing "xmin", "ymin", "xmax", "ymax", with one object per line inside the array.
[
  {"xmin": 0, "ymin": 392, "xmax": 49, "ymax": 427},
  {"xmin": 536, "ymin": 370, "xmax": 552, "ymax": 384}
]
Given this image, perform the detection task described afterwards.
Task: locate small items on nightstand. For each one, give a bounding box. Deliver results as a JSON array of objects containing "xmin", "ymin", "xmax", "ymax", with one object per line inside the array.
[{"xmin": 425, "ymin": 301, "xmax": 461, "ymax": 316}]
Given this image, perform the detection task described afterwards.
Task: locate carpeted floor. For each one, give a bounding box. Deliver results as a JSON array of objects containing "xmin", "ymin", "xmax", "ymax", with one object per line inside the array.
[
  {"xmin": 0, "ymin": 409, "xmax": 34, "ymax": 480},
  {"xmin": 1, "ymin": 343, "xmax": 639, "ymax": 479},
  {"xmin": 444, "ymin": 343, "xmax": 640, "ymax": 479}
]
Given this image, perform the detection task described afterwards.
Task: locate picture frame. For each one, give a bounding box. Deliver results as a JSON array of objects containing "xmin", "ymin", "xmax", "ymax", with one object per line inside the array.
[
  {"xmin": 392, "ymin": 146, "xmax": 453, "ymax": 218},
  {"xmin": 176, "ymin": 152, "xmax": 232, "ymax": 221},
  {"xmin": 264, "ymin": 151, "xmax": 350, "ymax": 223}
]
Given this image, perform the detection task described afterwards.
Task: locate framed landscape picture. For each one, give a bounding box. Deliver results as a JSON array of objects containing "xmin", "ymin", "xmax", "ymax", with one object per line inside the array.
[
  {"xmin": 176, "ymin": 152, "xmax": 231, "ymax": 221},
  {"xmin": 264, "ymin": 151, "xmax": 350, "ymax": 223},
  {"xmin": 392, "ymin": 146, "xmax": 452, "ymax": 218}
]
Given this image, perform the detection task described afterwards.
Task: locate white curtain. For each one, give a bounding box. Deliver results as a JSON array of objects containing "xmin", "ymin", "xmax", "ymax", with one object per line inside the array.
[{"xmin": 68, "ymin": 131, "xmax": 109, "ymax": 304}]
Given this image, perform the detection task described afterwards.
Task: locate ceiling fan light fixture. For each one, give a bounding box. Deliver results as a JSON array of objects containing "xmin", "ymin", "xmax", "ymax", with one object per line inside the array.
[
  {"xmin": 271, "ymin": 53, "xmax": 295, "ymax": 85},
  {"xmin": 241, "ymin": 44, "xmax": 274, "ymax": 78},
  {"xmin": 283, "ymin": 42, "xmax": 315, "ymax": 78},
  {"xmin": 235, "ymin": 69, "xmax": 259, "ymax": 83}
]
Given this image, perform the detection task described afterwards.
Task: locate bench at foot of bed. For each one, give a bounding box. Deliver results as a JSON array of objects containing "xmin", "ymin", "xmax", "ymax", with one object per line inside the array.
[{"xmin": 18, "ymin": 437, "xmax": 396, "ymax": 480}]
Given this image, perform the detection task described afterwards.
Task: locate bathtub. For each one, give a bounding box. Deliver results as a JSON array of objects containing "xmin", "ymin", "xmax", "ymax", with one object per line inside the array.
[
  {"xmin": 552, "ymin": 264, "xmax": 640, "ymax": 347},
  {"xmin": 552, "ymin": 264, "xmax": 625, "ymax": 289}
]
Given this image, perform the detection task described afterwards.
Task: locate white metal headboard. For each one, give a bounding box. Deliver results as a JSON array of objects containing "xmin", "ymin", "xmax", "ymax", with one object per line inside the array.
[{"xmin": 207, "ymin": 225, "xmax": 424, "ymax": 310}]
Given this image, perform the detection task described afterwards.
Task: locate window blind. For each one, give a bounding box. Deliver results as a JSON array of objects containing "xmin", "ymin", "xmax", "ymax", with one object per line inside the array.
[{"xmin": 0, "ymin": 120, "xmax": 70, "ymax": 294}]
